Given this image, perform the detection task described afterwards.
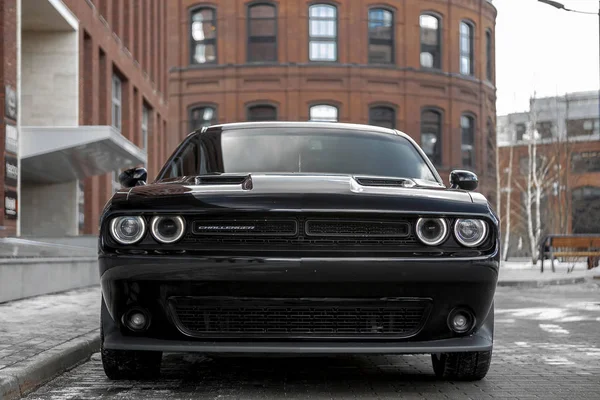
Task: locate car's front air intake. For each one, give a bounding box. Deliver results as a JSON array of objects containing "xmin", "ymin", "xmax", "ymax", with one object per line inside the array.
[{"xmin": 169, "ymin": 296, "xmax": 431, "ymax": 339}]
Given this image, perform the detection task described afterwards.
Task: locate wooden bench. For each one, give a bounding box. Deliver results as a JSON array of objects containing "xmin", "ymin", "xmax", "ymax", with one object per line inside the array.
[{"xmin": 540, "ymin": 235, "xmax": 600, "ymax": 272}]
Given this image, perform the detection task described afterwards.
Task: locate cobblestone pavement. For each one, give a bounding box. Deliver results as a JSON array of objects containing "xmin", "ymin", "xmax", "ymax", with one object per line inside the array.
[
  {"xmin": 24, "ymin": 282, "xmax": 600, "ymax": 400},
  {"xmin": 0, "ymin": 287, "xmax": 100, "ymax": 372}
]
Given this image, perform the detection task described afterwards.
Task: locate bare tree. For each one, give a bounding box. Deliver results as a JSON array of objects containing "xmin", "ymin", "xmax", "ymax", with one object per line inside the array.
[
  {"xmin": 502, "ymin": 145, "xmax": 513, "ymax": 261},
  {"xmin": 516, "ymin": 94, "xmax": 557, "ymax": 265}
]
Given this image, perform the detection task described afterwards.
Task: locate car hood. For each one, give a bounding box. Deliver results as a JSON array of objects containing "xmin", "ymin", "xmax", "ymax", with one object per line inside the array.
[{"xmin": 109, "ymin": 174, "xmax": 490, "ymax": 215}]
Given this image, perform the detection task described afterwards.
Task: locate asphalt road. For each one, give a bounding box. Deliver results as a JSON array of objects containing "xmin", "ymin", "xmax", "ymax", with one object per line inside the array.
[{"xmin": 26, "ymin": 282, "xmax": 600, "ymax": 400}]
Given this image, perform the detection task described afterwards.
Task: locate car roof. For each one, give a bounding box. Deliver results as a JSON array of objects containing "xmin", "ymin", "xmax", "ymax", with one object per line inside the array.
[{"xmin": 201, "ymin": 121, "xmax": 411, "ymax": 139}]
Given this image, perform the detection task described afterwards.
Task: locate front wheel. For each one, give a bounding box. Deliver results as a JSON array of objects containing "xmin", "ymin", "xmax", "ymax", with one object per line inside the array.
[{"xmin": 431, "ymin": 350, "xmax": 492, "ymax": 381}]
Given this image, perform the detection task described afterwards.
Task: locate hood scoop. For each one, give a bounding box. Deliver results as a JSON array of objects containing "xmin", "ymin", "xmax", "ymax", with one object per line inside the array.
[
  {"xmin": 194, "ymin": 174, "xmax": 253, "ymax": 190},
  {"xmin": 354, "ymin": 176, "xmax": 416, "ymax": 188}
]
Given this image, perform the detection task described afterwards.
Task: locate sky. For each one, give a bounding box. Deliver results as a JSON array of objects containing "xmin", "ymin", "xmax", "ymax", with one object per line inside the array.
[{"xmin": 495, "ymin": 0, "xmax": 600, "ymax": 115}]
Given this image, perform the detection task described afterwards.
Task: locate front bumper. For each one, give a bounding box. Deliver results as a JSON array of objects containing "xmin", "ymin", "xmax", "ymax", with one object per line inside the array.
[{"xmin": 100, "ymin": 254, "xmax": 499, "ymax": 354}]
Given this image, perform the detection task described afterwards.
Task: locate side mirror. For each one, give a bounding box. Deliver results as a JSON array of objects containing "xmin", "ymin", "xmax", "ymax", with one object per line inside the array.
[
  {"xmin": 118, "ymin": 167, "xmax": 148, "ymax": 188},
  {"xmin": 449, "ymin": 170, "xmax": 478, "ymax": 191}
]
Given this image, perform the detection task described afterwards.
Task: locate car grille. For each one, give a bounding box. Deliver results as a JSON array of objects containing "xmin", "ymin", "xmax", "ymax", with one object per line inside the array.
[
  {"xmin": 169, "ymin": 297, "xmax": 430, "ymax": 338},
  {"xmin": 305, "ymin": 220, "xmax": 409, "ymax": 237},
  {"xmin": 183, "ymin": 216, "xmax": 417, "ymax": 249}
]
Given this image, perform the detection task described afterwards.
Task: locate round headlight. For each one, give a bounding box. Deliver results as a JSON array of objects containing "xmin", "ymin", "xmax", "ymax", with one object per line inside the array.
[
  {"xmin": 150, "ymin": 216, "xmax": 186, "ymax": 243},
  {"xmin": 416, "ymin": 218, "xmax": 448, "ymax": 246},
  {"xmin": 454, "ymin": 219, "xmax": 488, "ymax": 247},
  {"xmin": 110, "ymin": 216, "xmax": 146, "ymax": 244}
]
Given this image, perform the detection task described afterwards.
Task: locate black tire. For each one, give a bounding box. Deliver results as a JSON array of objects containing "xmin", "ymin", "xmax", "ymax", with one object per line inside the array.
[
  {"xmin": 100, "ymin": 302, "xmax": 162, "ymax": 380},
  {"xmin": 431, "ymin": 350, "xmax": 492, "ymax": 381}
]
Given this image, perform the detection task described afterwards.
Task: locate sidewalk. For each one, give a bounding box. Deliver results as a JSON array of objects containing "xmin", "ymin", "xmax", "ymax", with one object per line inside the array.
[
  {"xmin": 498, "ymin": 260, "xmax": 600, "ymax": 287},
  {"xmin": 0, "ymin": 287, "xmax": 100, "ymax": 400},
  {"xmin": 0, "ymin": 263, "xmax": 599, "ymax": 399}
]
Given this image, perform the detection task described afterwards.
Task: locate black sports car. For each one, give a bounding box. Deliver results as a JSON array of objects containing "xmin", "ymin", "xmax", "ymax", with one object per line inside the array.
[{"xmin": 99, "ymin": 122, "xmax": 499, "ymax": 381}]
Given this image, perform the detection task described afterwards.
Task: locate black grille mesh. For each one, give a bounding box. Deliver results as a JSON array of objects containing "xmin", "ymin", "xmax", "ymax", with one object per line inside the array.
[
  {"xmin": 170, "ymin": 297, "xmax": 429, "ymax": 338},
  {"xmin": 193, "ymin": 220, "xmax": 297, "ymax": 236},
  {"xmin": 184, "ymin": 217, "xmax": 417, "ymax": 249},
  {"xmin": 306, "ymin": 220, "xmax": 410, "ymax": 237}
]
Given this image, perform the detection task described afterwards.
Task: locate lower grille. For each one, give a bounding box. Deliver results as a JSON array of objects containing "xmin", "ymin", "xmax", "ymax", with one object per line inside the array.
[{"xmin": 169, "ymin": 297, "xmax": 430, "ymax": 339}]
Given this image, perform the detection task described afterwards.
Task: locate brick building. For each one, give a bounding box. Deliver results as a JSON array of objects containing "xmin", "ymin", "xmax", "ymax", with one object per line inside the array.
[
  {"xmin": 497, "ymin": 91, "xmax": 600, "ymax": 257},
  {"xmin": 167, "ymin": 0, "xmax": 498, "ymax": 197},
  {"xmin": 1, "ymin": 0, "xmax": 497, "ymax": 239},
  {"xmin": 0, "ymin": 0, "xmax": 169, "ymax": 237}
]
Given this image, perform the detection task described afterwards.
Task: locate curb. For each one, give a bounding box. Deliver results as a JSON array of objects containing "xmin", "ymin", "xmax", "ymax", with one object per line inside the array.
[
  {"xmin": 0, "ymin": 330, "xmax": 100, "ymax": 400},
  {"xmin": 497, "ymin": 276, "xmax": 589, "ymax": 288}
]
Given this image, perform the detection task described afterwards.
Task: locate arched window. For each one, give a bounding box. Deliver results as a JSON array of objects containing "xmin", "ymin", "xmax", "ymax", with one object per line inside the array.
[
  {"xmin": 189, "ymin": 106, "xmax": 217, "ymax": 131},
  {"xmin": 309, "ymin": 104, "xmax": 338, "ymax": 122},
  {"xmin": 369, "ymin": 106, "xmax": 395, "ymax": 129},
  {"xmin": 461, "ymin": 114, "xmax": 475, "ymax": 168},
  {"xmin": 459, "ymin": 21, "xmax": 474, "ymax": 75},
  {"xmin": 248, "ymin": 3, "xmax": 277, "ymax": 62},
  {"xmin": 486, "ymin": 118, "xmax": 495, "ymax": 176},
  {"xmin": 420, "ymin": 14, "xmax": 441, "ymax": 69},
  {"xmin": 309, "ymin": 4, "xmax": 337, "ymax": 62},
  {"xmin": 486, "ymin": 29, "xmax": 493, "ymax": 81},
  {"xmin": 368, "ymin": 8, "xmax": 394, "ymax": 64},
  {"xmin": 247, "ymin": 104, "xmax": 277, "ymax": 121},
  {"xmin": 421, "ymin": 108, "xmax": 442, "ymax": 166},
  {"xmin": 190, "ymin": 7, "xmax": 217, "ymax": 64}
]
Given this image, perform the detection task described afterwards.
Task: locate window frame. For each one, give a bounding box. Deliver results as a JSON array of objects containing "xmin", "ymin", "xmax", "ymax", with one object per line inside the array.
[
  {"xmin": 459, "ymin": 20, "xmax": 474, "ymax": 76},
  {"xmin": 246, "ymin": 103, "xmax": 278, "ymax": 121},
  {"xmin": 461, "ymin": 113, "xmax": 476, "ymax": 168},
  {"xmin": 189, "ymin": 6, "xmax": 218, "ymax": 65},
  {"xmin": 420, "ymin": 107, "xmax": 443, "ymax": 167},
  {"xmin": 308, "ymin": 3, "xmax": 338, "ymax": 62},
  {"xmin": 368, "ymin": 104, "xmax": 396, "ymax": 129},
  {"xmin": 419, "ymin": 13, "xmax": 442, "ymax": 70},
  {"xmin": 189, "ymin": 104, "xmax": 218, "ymax": 131},
  {"xmin": 485, "ymin": 29, "xmax": 493, "ymax": 81},
  {"xmin": 247, "ymin": 2, "xmax": 278, "ymax": 63},
  {"xmin": 309, "ymin": 103, "xmax": 339, "ymax": 122},
  {"xmin": 367, "ymin": 7, "xmax": 395, "ymax": 65},
  {"xmin": 111, "ymin": 74, "xmax": 122, "ymax": 131}
]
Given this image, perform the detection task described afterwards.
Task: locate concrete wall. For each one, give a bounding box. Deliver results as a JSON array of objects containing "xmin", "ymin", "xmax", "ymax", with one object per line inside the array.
[
  {"xmin": 19, "ymin": 31, "xmax": 80, "ymax": 237},
  {"xmin": 20, "ymin": 181, "xmax": 79, "ymax": 237},
  {"xmin": 0, "ymin": 257, "xmax": 98, "ymax": 303},
  {"xmin": 20, "ymin": 31, "xmax": 78, "ymax": 126}
]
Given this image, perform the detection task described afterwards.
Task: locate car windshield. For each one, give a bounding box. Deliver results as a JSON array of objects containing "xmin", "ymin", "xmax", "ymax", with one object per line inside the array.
[{"xmin": 158, "ymin": 127, "xmax": 438, "ymax": 182}]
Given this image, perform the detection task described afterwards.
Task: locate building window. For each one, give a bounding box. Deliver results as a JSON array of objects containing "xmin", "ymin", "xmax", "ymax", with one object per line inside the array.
[
  {"xmin": 111, "ymin": 74, "xmax": 122, "ymax": 131},
  {"xmin": 571, "ymin": 151, "xmax": 600, "ymax": 173},
  {"xmin": 486, "ymin": 29, "xmax": 493, "ymax": 81},
  {"xmin": 516, "ymin": 123, "xmax": 527, "ymax": 141},
  {"xmin": 369, "ymin": 106, "xmax": 395, "ymax": 129},
  {"xmin": 248, "ymin": 3, "xmax": 277, "ymax": 62},
  {"xmin": 142, "ymin": 105, "xmax": 150, "ymax": 167},
  {"xmin": 190, "ymin": 7, "xmax": 217, "ymax": 64},
  {"xmin": 421, "ymin": 109, "xmax": 442, "ymax": 166},
  {"xmin": 190, "ymin": 106, "xmax": 217, "ymax": 131},
  {"xmin": 368, "ymin": 8, "xmax": 393, "ymax": 64},
  {"xmin": 309, "ymin": 104, "xmax": 338, "ymax": 122},
  {"xmin": 567, "ymin": 118, "xmax": 600, "ymax": 137},
  {"xmin": 571, "ymin": 186, "xmax": 600, "ymax": 234},
  {"xmin": 459, "ymin": 21, "xmax": 474, "ymax": 76},
  {"xmin": 461, "ymin": 114, "xmax": 475, "ymax": 168},
  {"xmin": 420, "ymin": 14, "xmax": 440, "ymax": 69},
  {"xmin": 309, "ymin": 4, "xmax": 337, "ymax": 62},
  {"xmin": 535, "ymin": 121, "xmax": 554, "ymax": 139},
  {"xmin": 247, "ymin": 104, "xmax": 277, "ymax": 121}
]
